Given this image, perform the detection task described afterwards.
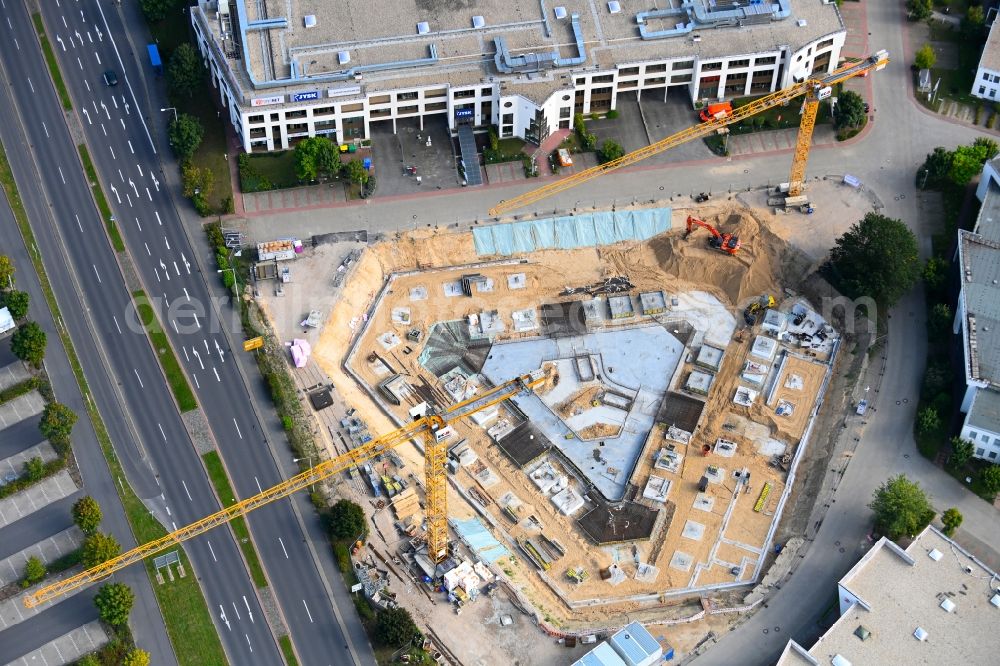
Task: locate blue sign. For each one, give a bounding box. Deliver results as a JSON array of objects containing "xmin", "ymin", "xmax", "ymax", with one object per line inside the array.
[
  {"xmin": 455, "ymin": 108, "xmax": 474, "ymax": 119},
  {"xmin": 291, "ymin": 90, "xmax": 320, "ymax": 102}
]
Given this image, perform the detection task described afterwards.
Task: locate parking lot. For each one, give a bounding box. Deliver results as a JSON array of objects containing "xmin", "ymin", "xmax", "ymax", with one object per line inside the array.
[
  {"xmin": 0, "ymin": 526, "xmax": 83, "ymax": 587},
  {"xmin": 0, "ymin": 470, "xmax": 78, "ymax": 529},
  {"xmin": 370, "ymin": 117, "xmax": 459, "ymax": 196},
  {"xmin": 0, "ymin": 391, "xmax": 44, "ymax": 430},
  {"xmin": 5, "ymin": 621, "xmax": 109, "ymax": 666}
]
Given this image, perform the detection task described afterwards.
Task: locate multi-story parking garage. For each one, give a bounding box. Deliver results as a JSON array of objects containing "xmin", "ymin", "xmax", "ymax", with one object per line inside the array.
[{"xmin": 192, "ymin": 0, "xmax": 846, "ymax": 153}]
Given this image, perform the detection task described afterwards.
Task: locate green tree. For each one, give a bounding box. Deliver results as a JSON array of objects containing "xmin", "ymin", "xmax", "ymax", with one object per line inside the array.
[
  {"xmin": 0, "ymin": 254, "xmax": 13, "ymax": 289},
  {"xmin": 24, "ymin": 456, "xmax": 45, "ymax": 482},
  {"xmin": 827, "ymin": 212, "xmax": 920, "ymax": 306},
  {"xmin": 981, "ymin": 465, "xmax": 1000, "ymax": 496},
  {"xmin": 11, "ymin": 321, "xmax": 46, "ymax": 367},
  {"xmin": 93, "ymin": 582, "xmax": 134, "ymax": 626},
  {"xmin": 948, "ymin": 138, "xmax": 1000, "ymax": 186},
  {"xmin": 167, "ymin": 43, "xmax": 204, "ymax": 100},
  {"xmin": 914, "ymin": 43, "xmax": 936, "ymax": 71},
  {"xmin": 374, "ymin": 607, "xmax": 420, "ymax": 647},
  {"xmin": 916, "ymin": 406, "xmax": 941, "ymax": 435},
  {"xmin": 922, "ymin": 256, "xmax": 949, "ymax": 294},
  {"xmin": 168, "ymin": 114, "xmax": 204, "ymax": 162},
  {"xmin": 181, "ymin": 163, "xmax": 215, "ymax": 200},
  {"xmin": 139, "ymin": 0, "xmax": 178, "ymax": 22},
  {"xmin": 81, "ymin": 532, "xmax": 121, "ymax": 569},
  {"xmin": 597, "ymin": 139, "xmax": 625, "ymax": 164},
  {"xmin": 906, "ymin": 0, "xmax": 932, "ymax": 21},
  {"xmin": 316, "ymin": 138, "xmax": 341, "ymax": 178},
  {"xmin": 963, "ymin": 6, "xmax": 985, "ymax": 40},
  {"xmin": 833, "ymin": 90, "xmax": 866, "ymax": 129},
  {"xmin": 294, "ymin": 137, "xmax": 323, "ymax": 181},
  {"xmin": 345, "ymin": 159, "xmax": 370, "ymax": 185},
  {"xmin": 940, "ymin": 507, "xmax": 963, "ymax": 537},
  {"xmin": 927, "ymin": 302, "xmax": 953, "ymax": 340},
  {"xmin": 326, "ymin": 499, "xmax": 368, "ymax": 541},
  {"xmin": 918, "ymin": 146, "xmax": 953, "ymax": 190},
  {"xmin": 21, "ymin": 556, "xmax": 46, "ymax": 588},
  {"xmin": 921, "ymin": 361, "xmax": 951, "ymax": 399},
  {"xmin": 869, "ymin": 475, "xmax": 935, "ymax": 540},
  {"xmin": 39, "ymin": 402, "xmax": 78, "ymax": 446},
  {"xmin": 72, "ymin": 496, "xmax": 103, "ymax": 535},
  {"xmin": 76, "ymin": 656, "xmax": 100, "ymax": 666},
  {"xmin": 1, "ymin": 290, "xmax": 29, "ymax": 320},
  {"xmin": 122, "ymin": 649, "xmax": 151, "ymax": 666},
  {"xmin": 948, "ymin": 437, "xmax": 974, "ymax": 470}
]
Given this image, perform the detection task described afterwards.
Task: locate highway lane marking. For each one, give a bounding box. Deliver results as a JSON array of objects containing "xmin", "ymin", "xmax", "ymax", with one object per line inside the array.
[
  {"xmin": 62, "ymin": 15, "xmax": 67, "ymax": 29},
  {"xmin": 76, "ymin": 56, "xmax": 82, "ymax": 70},
  {"xmin": 26, "ymin": 78, "xmax": 34, "ymax": 93},
  {"xmin": 128, "ymin": 140, "xmax": 134, "ymax": 154},
  {"xmin": 144, "ymin": 242, "xmax": 150, "ymax": 256},
  {"xmin": 42, "ymin": 122, "xmax": 49, "ymax": 138},
  {"xmin": 213, "ymin": 367, "xmax": 221, "ymax": 382},
  {"xmin": 193, "ymin": 373, "xmax": 200, "ymax": 389},
  {"xmin": 75, "ymin": 215, "xmax": 82, "ymax": 232},
  {"xmin": 135, "ymin": 217, "xmax": 142, "ymax": 231},
  {"xmin": 232, "ymin": 602, "xmax": 241, "ymax": 621},
  {"xmin": 87, "ymin": 31, "xmax": 92, "ymax": 44},
  {"xmin": 84, "ymin": 80, "xmax": 90, "ymax": 93},
  {"xmin": 109, "ymin": 146, "xmax": 115, "ymax": 159},
  {"xmin": 182, "ymin": 346, "xmax": 189, "ymax": 361},
  {"xmin": 254, "ymin": 477, "xmax": 262, "ymax": 493},
  {"xmin": 120, "ymin": 118, "xmax": 125, "ymax": 131},
  {"xmin": 278, "ymin": 537, "xmax": 289, "ymax": 559},
  {"xmin": 155, "ymin": 211, "xmax": 162, "ymax": 225},
  {"xmin": 171, "ymin": 319, "xmax": 178, "ymax": 334},
  {"xmin": 99, "ymin": 122, "xmax": 105, "ymax": 135},
  {"xmin": 164, "ymin": 234, "xmax": 170, "ymax": 249},
  {"xmin": 243, "ymin": 596, "xmax": 254, "ymax": 623},
  {"xmin": 165, "ymin": 505, "xmax": 171, "ymax": 516},
  {"xmin": 126, "ymin": 193, "xmax": 132, "ymax": 208},
  {"xmin": 171, "ymin": 521, "xmax": 177, "ymax": 531},
  {"xmin": 153, "ymin": 268, "xmax": 160, "ymax": 283},
  {"xmin": 91, "ymin": 264, "xmax": 101, "ymax": 283},
  {"xmin": 146, "ymin": 187, "xmax": 152, "ymax": 201},
  {"xmin": 137, "ymin": 163, "xmax": 143, "ymax": 176},
  {"xmin": 92, "ymin": 100, "xmax": 98, "ymax": 114},
  {"xmin": 58, "ymin": 167, "xmax": 65, "ymax": 184},
  {"xmin": 112, "ymin": 316, "xmax": 121, "ymax": 334},
  {"xmin": 181, "ymin": 283, "xmax": 188, "ymax": 297},
  {"xmin": 207, "ymin": 541, "xmax": 217, "ymax": 562},
  {"xmin": 181, "ymin": 480, "xmax": 193, "ymax": 501},
  {"xmin": 133, "ymin": 368, "xmax": 143, "ymax": 388},
  {"xmin": 5, "ymin": 16, "xmax": 10, "ymax": 30},
  {"xmin": 233, "ymin": 418, "xmax": 242, "ymax": 439},
  {"xmin": 118, "ymin": 168, "xmax": 124, "ymax": 182},
  {"xmin": 157, "ymin": 423, "xmax": 166, "ymax": 440},
  {"xmin": 204, "ymin": 339, "xmax": 210, "ymax": 354},
  {"xmin": 111, "ymin": 94, "xmax": 117, "ymax": 110},
  {"xmin": 193, "ymin": 313, "xmax": 200, "ymax": 329},
  {"xmin": 302, "ymin": 600, "xmax": 314, "ymax": 623},
  {"xmin": 13, "ymin": 37, "xmax": 18, "ymax": 51},
  {"xmin": 245, "ymin": 635, "xmax": 252, "ymax": 653},
  {"xmin": 94, "ymin": 51, "xmax": 100, "ymax": 65}
]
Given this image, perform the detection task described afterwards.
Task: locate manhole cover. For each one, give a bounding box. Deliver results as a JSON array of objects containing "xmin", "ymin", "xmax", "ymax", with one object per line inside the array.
[
  {"xmin": 774, "ymin": 627, "xmax": 780, "ymax": 633},
  {"xmin": 834, "ymin": 541, "xmax": 841, "ymax": 546},
  {"xmin": 763, "ymin": 629, "xmax": 769, "ymax": 635},
  {"xmin": 839, "ymin": 547, "xmax": 846, "ymax": 553}
]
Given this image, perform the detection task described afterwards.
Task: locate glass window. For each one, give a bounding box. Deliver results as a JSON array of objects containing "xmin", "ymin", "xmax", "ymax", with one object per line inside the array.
[
  {"xmin": 990, "ymin": 451, "xmax": 998, "ymax": 459},
  {"xmin": 970, "ymin": 430, "xmax": 979, "ymax": 440},
  {"xmin": 984, "ymin": 72, "xmax": 991, "ymax": 81},
  {"xmin": 980, "ymin": 86, "xmax": 987, "ymax": 95},
  {"xmin": 976, "ymin": 448, "xmax": 986, "ymax": 457}
]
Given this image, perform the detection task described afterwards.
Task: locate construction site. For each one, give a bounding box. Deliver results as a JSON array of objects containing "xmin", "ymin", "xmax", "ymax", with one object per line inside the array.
[{"xmin": 290, "ymin": 197, "xmax": 843, "ymax": 644}]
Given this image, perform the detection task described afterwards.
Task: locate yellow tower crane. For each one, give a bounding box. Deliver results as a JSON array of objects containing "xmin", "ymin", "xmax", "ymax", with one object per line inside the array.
[
  {"xmin": 26, "ymin": 371, "xmax": 546, "ymax": 608},
  {"xmin": 489, "ymin": 50, "xmax": 889, "ymax": 218}
]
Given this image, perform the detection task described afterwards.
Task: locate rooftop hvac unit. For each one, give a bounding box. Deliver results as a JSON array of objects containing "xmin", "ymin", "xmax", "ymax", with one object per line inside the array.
[
  {"xmin": 338, "ymin": 51, "xmax": 351, "ymax": 65},
  {"xmin": 417, "ymin": 21, "xmax": 430, "ymax": 35},
  {"xmin": 472, "ymin": 15, "xmax": 485, "ymax": 29},
  {"xmin": 608, "ymin": 1, "xmax": 621, "ymax": 13},
  {"xmin": 554, "ymin": 6, "xmax": 567, "ymax": 20},
  {"xmin": 303, "ymin": 14, "xmax": 317, "ymax": 28}
]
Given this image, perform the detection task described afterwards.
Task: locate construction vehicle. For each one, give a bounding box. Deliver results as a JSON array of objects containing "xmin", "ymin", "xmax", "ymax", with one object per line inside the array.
[
  {"xmin": 685, "ymin": 215, "xmax": 740, "ymax": 255},
  {"xmin": 699, "ymin": 101, "xmax": 733, "ymax": 122},
  {"xmin": 743, "ymin": 294, "xmax": 776, "ymax": 325},
  {"xmin": 25, "ymin": 372, "xmax": 547, "ymax": 608},
  {"xmin": 488, "ymin": 50, "xmax": 889, "ymax": 217}
]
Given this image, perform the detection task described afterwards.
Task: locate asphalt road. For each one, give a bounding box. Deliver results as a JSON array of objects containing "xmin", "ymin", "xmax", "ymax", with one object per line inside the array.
[
  {"xmin": 0, "ymin": 2, "xmax": 279, "ymax": 662},
  {"xmin": 0, "ymin": 123, "xmax": 171, "ymax": 661},
  {"xmin": 16, "ymin": 1, "xmax": 369, "ymax": 663}
]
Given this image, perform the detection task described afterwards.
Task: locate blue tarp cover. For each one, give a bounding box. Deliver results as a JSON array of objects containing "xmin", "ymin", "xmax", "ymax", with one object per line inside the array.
[
  {"xmin": 473, "ymin": 208, "xmax": 672, "ymax": 256},
  {"xmin": 451, "ymin": 517, "xmax": 510, "ymax": 563}
]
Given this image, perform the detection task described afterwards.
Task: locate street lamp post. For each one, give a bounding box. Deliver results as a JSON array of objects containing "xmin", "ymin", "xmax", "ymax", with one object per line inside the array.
[
  {"xmin": 160, "ymin": 107, "xmax": 178, "ymax": 122},
  {"xmin": 293, "ymin": 456, "xmax": 315, "ymax": 491}
]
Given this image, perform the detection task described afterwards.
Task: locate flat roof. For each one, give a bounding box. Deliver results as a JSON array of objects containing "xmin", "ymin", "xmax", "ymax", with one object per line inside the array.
[
  {"xmin": 959, "ymin": 230, "xmax": 1000, "ymax": 388},
  {"xmin": 778, "ymin": 527, "xmax": 1000, "ymax": 666},
  {"xmin": 967, "ymin": 387, "xmax": 1000, "ymax": 435},
  {"xmin": 203, "ymin": 0, "xmax": 844, "ymax": 104}
]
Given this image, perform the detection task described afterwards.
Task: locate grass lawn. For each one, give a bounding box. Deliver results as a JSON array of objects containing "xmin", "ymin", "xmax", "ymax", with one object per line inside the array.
[
  {"xmin": 279, "ymin": 636, "xmax": 299, "ymax": 666},
  {"xmin": 77, "ymin": 145, "xmax": 125, "ymax": 252},
  {"xmin": 201, "ymin": 451, "xmax": 269, "ymax": 588},
  {"xmin": 0, "ymin": 144, "xmax": 226, "ymax": 666},
  {"xmin": 242, "ymin": 151, "xmax": 299, "ymax": 189},
  {"xmin": 946, "ymin": 458, "xmax": 1000, "ymax": 503},
  {"xmin": 728, "ymin": 96, "xmax": 833, "ymax": 135},
  {"xmin": 32, "ymin": 13, "xmax": 71, "ymax": 111},
  {"xmin": 131, "ymin": 290, "xmax": 198, "ymax": 412},
  {"xmin": 175, "ymin": 91, "xmax": 233, "ymax": 213},
  {"xmin": 922, "ymin": 19, "xmax": 983, "ymax": 107}
]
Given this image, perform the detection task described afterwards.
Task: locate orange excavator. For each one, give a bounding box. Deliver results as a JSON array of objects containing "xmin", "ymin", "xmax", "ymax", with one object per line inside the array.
[{"xmin": 685, "ymin": 215, "xmax": 740, "ymax": 255}]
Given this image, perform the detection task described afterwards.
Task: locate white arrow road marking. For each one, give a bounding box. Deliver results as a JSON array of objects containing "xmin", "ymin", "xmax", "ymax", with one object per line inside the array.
[
  {"xmin": 218, "ymin": 606, "xmax": 230, "ymax": 631},
  {"xmin": 215, "ymin": 340, "xmax": 225, "ymax": 362},
  {"xmin": 110, "ymin": 184, "xmax": 120, "ymax": 203},
  {"xmin": 128, "ymin": 178, "xmax": 138, "ymax": 197},
  {"xmin": 192, "ymin": 349, "xmax": 204, "ymax": 370},
  {"xmin": 56, "ymin": 35, "xmax": 65, "ymax": 51},
  {"xmin": 152, "ymin": 176, "xmax": 159, "ymax": 191},
  {"xmin": 82, "ymin": 108, "xmax": 91, "ymax": 124},
  {"xmin": 100, "ymin": 101, "xmax": 109, "ymax": 119},
  {"xmin": 243, "ymin": 596, "xmax": 254, "ymax": 624},
  {"xmin": 181, "ymin": 253, "xmax": 191, "ymax": 274}
]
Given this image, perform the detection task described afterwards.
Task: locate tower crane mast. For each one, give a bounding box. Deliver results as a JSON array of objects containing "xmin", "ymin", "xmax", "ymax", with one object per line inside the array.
[
  {"xmin": 488, "ymin": 50, "xmax": 888, "ymax": 217},
  {"xmin": 26, "ymin": 371, "xmax": 546, "ymax": 608}
]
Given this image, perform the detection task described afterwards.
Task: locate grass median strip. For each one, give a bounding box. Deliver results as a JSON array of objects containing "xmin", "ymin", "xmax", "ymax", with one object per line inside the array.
[
  {"xmin": 77, "ymin": 144, "xmax": 125, "ymax": 252},
  {"xmin": 278, "ymin": 635, "xmax": 299, "ymax": 666},
  {"xmin": 31, "ymin": 13, "xmax": 72, "ymax": 112},
  {"xmin": 0, "ymin": 144, "xmax": 227, "ymax": 665},
  {"xmin": 201, "ymin": 451, "xmax": 269, "ymax": 589},
  {"xmin": 131, "ymin": 289, "xmax": 198, "ymax": 412}
]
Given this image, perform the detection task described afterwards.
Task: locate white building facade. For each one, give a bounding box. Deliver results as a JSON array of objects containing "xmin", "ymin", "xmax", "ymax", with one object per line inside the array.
[
  {"xmin": 192, "ymin": 0, "xmax": 846, "ymax": 153},
  {"xmin": 972, "ymin": 18, "xmax": 1000, "ymax": 101}
]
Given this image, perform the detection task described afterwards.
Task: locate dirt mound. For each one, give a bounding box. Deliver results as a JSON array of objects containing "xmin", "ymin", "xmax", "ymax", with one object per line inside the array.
[{"xmin": 648, "ymin": 205, "xmax": 794, "ymax": 306}]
